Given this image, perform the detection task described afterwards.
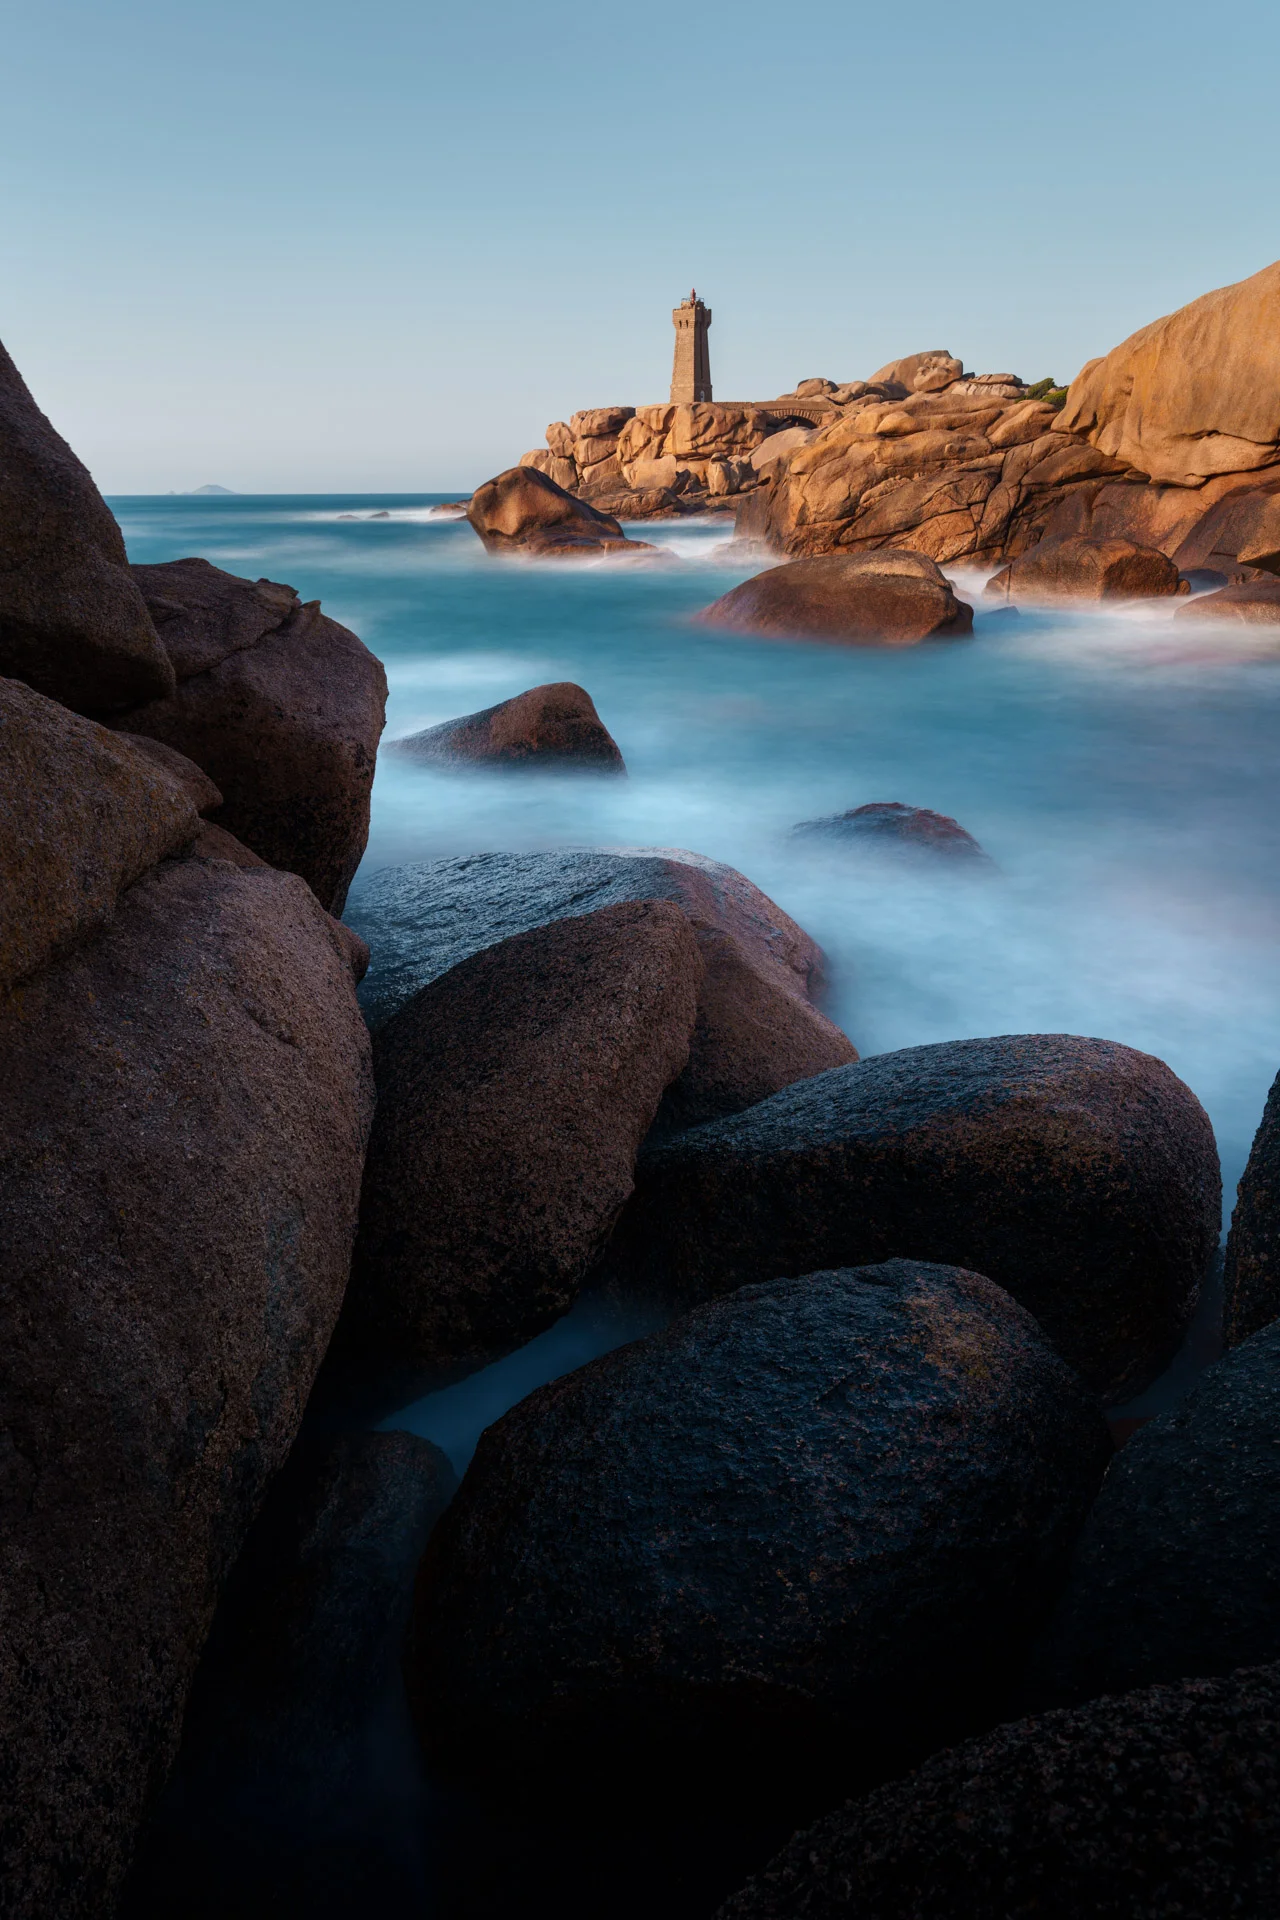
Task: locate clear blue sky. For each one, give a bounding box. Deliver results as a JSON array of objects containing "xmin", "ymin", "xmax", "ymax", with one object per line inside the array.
[{"xmin": 2, "ymin": 0, "xmax": 1277, "ymax": 492}]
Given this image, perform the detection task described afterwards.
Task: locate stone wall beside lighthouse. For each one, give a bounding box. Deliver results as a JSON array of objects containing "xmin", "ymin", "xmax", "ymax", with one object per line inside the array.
[{"xmin": 670, "ymin": 291, "xmax": 712, "ymax": 403}]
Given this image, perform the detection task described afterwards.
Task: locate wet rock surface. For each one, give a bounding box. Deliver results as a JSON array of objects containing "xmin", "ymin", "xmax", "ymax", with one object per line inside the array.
[
  {"xmin": 393, "ymin": 680, "xmax": 625, "ymax": 771},
  {"xmin": 1223, "ymin": 1065, "xmax": 1280, "ymax": 1343},
  {"xmin": 716, "ymin": 1664, "xmax": 1280, "ymax": 1919},
  {"xmin": 1034, "ymin": 1319, "xmax": 1280, "ymax": 1701},
  {"xmin": 345, "ymin": 849, "xmax": 855, "ymax": 1133},
  {"xmin": 0, "ymin": 675, "xmax": 199, "ymax": 993},
  {"xmin": 699, "ymin": 549, "xmax": 973, "ymax": 645},
  {"xmin": 609, "ymin": 1035, "xmax": 1220, "ymax": 1402},
  {"xmin": 411, "ymin": 1260, "xmax": 1110, "ymax": 1818},
  {"xmin": 0, "ymin": 857, "xmax": 374, "ymax": 1919},
  {"xmin": 467, "ymin": 464, "xmax": 649, "ymax": 557},
  {"xmin": 793, "ymin": 800, "xmax": 991, "ymax": 863},
  {"xmin": 116, "ymin": 561, "xmax": 388, "ymax": 913},
  {"xmin": 1176, "ymin": 576, "xmax": 1280, "ymax": 623},
  {"xmin": 328, "ymin": 900, "xmax": 701, "ymax": 1392},
  {"xmin": 0, "ymin": 336, "xmax": 174, "ymax": 713},
  {"xmin": 122, "ymin": 1431, "xmax": 455, "ymax": 1920},
  {"xmin": 984, "ymin": 534, "xmax": 1180, "ymax": 601}
]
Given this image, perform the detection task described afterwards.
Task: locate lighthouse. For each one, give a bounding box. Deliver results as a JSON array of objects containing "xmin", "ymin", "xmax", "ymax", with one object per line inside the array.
[{"xmin": 670, "ymin": 290, "xmax": 712, "ymax": 403}]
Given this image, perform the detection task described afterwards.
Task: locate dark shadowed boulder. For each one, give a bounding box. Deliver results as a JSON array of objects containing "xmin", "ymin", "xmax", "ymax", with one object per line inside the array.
[
  {"xmin": 608, "ymin": 1035, "xmax": 1220, "ymax": 1402},
  {"xmin": 794, "ymin": 801, "xmax": 991, "ymax": 864},
  {"xmin": 0, "ymin": 676, "xmax": 199, "ymax": 993},
  {"xmin": 115, "ymin": 732, "xmax": 223, "ymax": 812},
  {"xmin": 467, "ymin": 465, "xmax": 647, "ymax": 557},
  {"xmin": 410, "ymin": 1261, "xmax": 1110, "ymax": 1819},
  {"xmin": 716, "ymin": 1665, "xmax": 1280, "ymax": 1919},
  {"xmin": 985, "ymin": 535, "xmax": 1180, "ymax": 602},
  {"xmin": 122, "ymin": 1432, "xmax": 455, "ymax": 1919},
  {"xmin": 0, "ymin": 857, "xmax": 374, "ymax": 1920},
  {"xmin": 1223, "ymin": 1067, "xmax": 1280, "ymax": 1344},
  {"xmin": 393, "ymin": 681, "xmax": 625, "ymax": 771},
  {"xmin": 345, "ymin": 850, "xmax": 856, "ymax": 1134},
  {"xmin": 0, "ymin": 337, "xmax": 174, "ymax": 713},
  {"xmin": 115, "ymin": 560, "xmax": 388, "ymax": 914},
  {"xmin": 1175, "ymin": 576, "xmax": 1280, "ymax": 624},
  {"xmin": 1034, "ymin": 1320, "xmax": 1280, "ymax": 1704},
  {"xmin": 699, "ymin": 550, "xmax": 973, "ymax": 645},
  {"xmin": 328, "ymin": 901, "xmax": 701, "ymax": 1391}
]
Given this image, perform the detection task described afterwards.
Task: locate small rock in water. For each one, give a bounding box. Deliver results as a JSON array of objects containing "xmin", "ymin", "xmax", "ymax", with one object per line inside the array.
[
  {"xmin": 985, "ymin": 535, "xmax": 1180, "ymax": 602},
  {"xmin": 698, "ymin": 549, "xmax": 973, "ymax": 646},
  {"xmin": 793, "ymin": 801, "xmax": 992, "ymax": 864},
  {"xmin": 1175, "ymin": 577, "xmax": 1280, "ymax": 624},
  {"xmin": 368, "ymin": 510, "xmax": 390, "ymax": 519},
  {"xmin": 391, "ymin": 681, "xmax": 626, "ymax": 772}
]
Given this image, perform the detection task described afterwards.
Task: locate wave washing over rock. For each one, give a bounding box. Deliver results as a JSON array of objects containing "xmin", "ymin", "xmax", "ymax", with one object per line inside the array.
[{"xmin": 5, "ymin": 262, "xmax": 1280, "ymax": 1919}]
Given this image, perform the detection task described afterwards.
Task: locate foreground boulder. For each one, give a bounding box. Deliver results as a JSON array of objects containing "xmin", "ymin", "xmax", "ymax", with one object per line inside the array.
[
  {"xmin": 328, "ymin": 902, "xmax": 701, "ymax": 1390},
  {"xmin": 699, "ymin": 550, "xmax": 973, "ymax": 644},
  {"xmin": 0, "ymin": 676, "xmax": 199, "ymax": 992},
  {"xmin": 1223, "ymin": 1067, "xmax": 1280, "ymax": 1343},
  {"xmin": 124, "ymin": 1432, "xmax": 455, "ymax": 1917},
  {"xmin": 114, "ymin": 559, "xmax": 388, "ymax": 914},
  {"xmin": 1058, "ymin": 257, "xmax": 1280, "ymax": 486},
  {"xmin": 392, "ymin": 681, "xmax": 625, "ymax": 771},
  {"xmin": 794, "ymin": 801, "xmax": 990, "ymax": 864},
  {"xmin": 0, "ymin": 856, "xmax": 374, "ymax": 1919},
  {"xmin": 344, "ymin": 850, "xmax": 856, "ymax": 1134},
  {"xmin": 1034, "ymin": 1320, "xmax": 1280, "ymax": 1704},
  {"xmin": 0, "ymin": 336, "xmax": 174, "ymax": 713},
  {"xmin": 984, "ymin": 534, "xmax": 1180, "ymax": 602},
  {"xmin": 718, "ymin": 1665, "xmax": 1280, "ymax": 1918},
  {"xmin": 1175, "ymin": 576, "xmax": 1280, "ymax": 624},
  {"xmin": 467, "ymin": 465, "xmax": 650, "ymax": 557},
  {"xmin": 410, "ymin": 1261, "xmax": 1110, "ymax": 1816},
  {"xmin": 609, "ymin": 1035, "xmax": 1220, "ymax": 1401}
]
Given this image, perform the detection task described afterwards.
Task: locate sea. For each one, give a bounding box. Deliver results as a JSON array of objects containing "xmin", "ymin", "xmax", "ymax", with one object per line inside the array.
[{"xmin": 111, "ymin": 490, "xmax": 1280, "ymax": 1911}]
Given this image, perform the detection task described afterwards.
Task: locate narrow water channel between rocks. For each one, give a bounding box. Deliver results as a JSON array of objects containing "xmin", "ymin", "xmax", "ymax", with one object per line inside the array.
[{"xmin": 114, "ymin": 491, "xmax": 1280, "ymax": 1915}]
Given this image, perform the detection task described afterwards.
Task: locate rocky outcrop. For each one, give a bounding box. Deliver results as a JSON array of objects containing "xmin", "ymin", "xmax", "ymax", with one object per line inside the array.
[
  {"xmin": 124, "ymin": 1431, "xmax": 455, "ymax": 1917},
  {"xmin": 467, "ymin": 465, "xmax": 650, "ymax": 557},
  {"xmin": 985, "ymin": 534, "xmax": 1180, "ymax": 602},
  {"xmin": 0, "ymin": 337, "xmax": 174, "ymax": 714},
  {"xmin": 1033, "ymin": 1321, "xmax": 1280, "ymax": 1703},
  {"xmin": 868, "ymin": 350, "xmax": 965, "ymax": 395},
  {"xmin": 409, "ymin": 1261, "xmax": 1110, "ymax": 1812},
  {"xmin": 1222, "ymin": 1067, "xmax": 1280, "ymax": 1344},
  {"xmin": 716, "ymin": 1664, "xmax": 1280, "ymax": 1919},
  {"xmin": 329, "ymin": 902, "xmax": 702, "ymax": 1391},
  {"xmin": 392, "ymin": 681, "xmax": 625, "ymax": 771},
  {"xmin": 794, "ymin": 801, "xmax": 991, "ymax": 863},
  {"xmin": 113, "ymin": 559, "xmax": 387, "ymax": 915},
  {"xmin": 0, "ymin": 852, "xmax": 374, "ymax": 1919},
  {"xmin": 607, "ymin": 1035, "xmax": 1220, "ymax": 1402},
  {"xmin": 1176, "ymin": 577, "xmax": 1280, "ymax": 623},
  {"xmin": 1058, "ymin": 259, "xmax": 1280, "ymax": 487},
  {"xmin": 344, "ymin": 849, "xmax": 856, "ymax": 1134},
  {"xmin": 699, "ymin": 550, "xmax": 973, "ymax": 645},
  {"xmin": 0, "ymin": 676, "xmax": 200, "ymax": 992}
]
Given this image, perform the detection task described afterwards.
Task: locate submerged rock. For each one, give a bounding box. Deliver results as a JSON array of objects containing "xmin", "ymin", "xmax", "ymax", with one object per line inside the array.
[
  {"xmin": 0, "ymin": 857, "xmax": 374, "ymax": 1919},
  {"xmin": 467, "ymin": 464, "xmax": 649, "ymax": 557},
  {"xmin": 410, "ymin": 1261, "xmax": 1110, "ymax": 1816},
  {"xmin": 0, "ymin": 335, "xmax": 174, "ymax": 713},
  {"xmin": 1034, "ymin": 1319, "xmax": 1280, "ymax": 1703},
  {"xmin": 393, "ymin": 681, "xmax": 625, "ymax": 771},
  {"xmin": 699, "ymin": 550, "xmax": 973, "ymax": 645},
  {"xmin": 329, "ymin": 901, "xmax": 701, "ymax": 1390},
  {"xmin": 984, "ymin": 534, "xmax": 1180, "ymax": 601},
  {"xmin": 716, "ymin": 1664, "xmax": 1280, "ymax": 1919},
  {"xmin": 608, "ymin": 1034, "xmax": 1220, "ymax": 1402},
  {"xmin": 344, "ymin": 849, "xmax": 856, "ymax": 1134},
  {"xmin": 1223, "ymin": 1066, "xmax": 1280, "ymax": 1343},
  {"xmin": 116, "ymin": 559, "xmax": 388, "ymax": 914},
  {"xmin": 794, "ymin": 801, "xmax": 991, "ymax": 863}
]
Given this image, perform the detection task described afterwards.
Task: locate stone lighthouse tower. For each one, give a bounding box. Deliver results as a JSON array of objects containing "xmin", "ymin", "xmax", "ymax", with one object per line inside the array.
[{"xmin": 670, "ymin": 290, "xmax": 712, "ymax": 403}]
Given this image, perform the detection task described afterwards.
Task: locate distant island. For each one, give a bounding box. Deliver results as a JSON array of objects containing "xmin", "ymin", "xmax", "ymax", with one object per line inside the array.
[{"xmin": 162, "ymin": 483, "xmax": 238, "ymax": 496}]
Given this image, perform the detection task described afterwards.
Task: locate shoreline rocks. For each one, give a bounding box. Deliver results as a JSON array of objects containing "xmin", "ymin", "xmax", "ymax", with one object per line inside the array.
[
  {"xmin": 467, "ymin": 465, "xmax": 657, "ymax": 558},
  {"xmin": 606, "ymin": 1034, "xmax": 1220, "ymax": 1402},
  {"xmin": 392, "ymin": 681, "xmax": 625, "ymax": 772},
  {"xmin": 984, "ymin": 534, "xmax": 1180, "ymax": 602},
  {"xmin": 409, "ymin": 1260, "xmax": 1110, "ymax": 1813},
  {"xmin": 699, "ymin": 550, "xmax": 973, "ymax": 644},
  {"xmin": 1223, "ymin": 1066, "xmax": 1280, "ymax": 1344}
]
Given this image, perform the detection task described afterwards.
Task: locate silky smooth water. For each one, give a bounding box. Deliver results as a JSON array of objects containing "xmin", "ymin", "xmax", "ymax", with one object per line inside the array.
[{"xmin": 113, "ymin": 493, "xmax": 1280, "ymax": 1914}]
